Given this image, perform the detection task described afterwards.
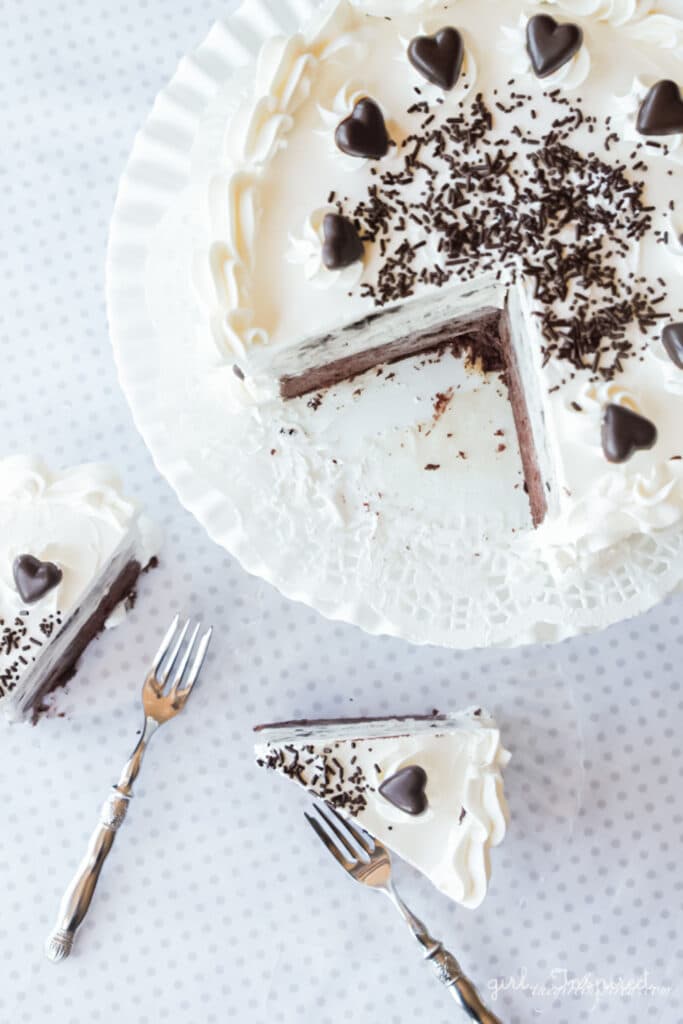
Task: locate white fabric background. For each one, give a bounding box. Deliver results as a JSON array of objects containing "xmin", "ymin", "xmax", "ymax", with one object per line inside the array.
[{"xmin": 0, "ymin": 2, "xmax": 682, "ymax": 1022}]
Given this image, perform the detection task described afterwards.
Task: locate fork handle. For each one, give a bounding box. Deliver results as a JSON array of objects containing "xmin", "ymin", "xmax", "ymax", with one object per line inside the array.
[
  {"xmin": 45, "ymin": 787, "xmax": 132, "ymax": 962},
  {"xmin": 388, "ymin": 887, "xmax": 502, "ymax": 1022},
  {"xmin": 45, "ymin": 725, "xmax": 154, "ymax": 963},
  {"xmin": 426, "ymin": 944, "xmax": 502, "ymax": 1023}
]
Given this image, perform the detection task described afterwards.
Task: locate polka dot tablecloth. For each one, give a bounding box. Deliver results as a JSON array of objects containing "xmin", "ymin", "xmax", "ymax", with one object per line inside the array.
[{"xmin": 1, "ymin": 2, "xmax": 682, "ymax": 1022}]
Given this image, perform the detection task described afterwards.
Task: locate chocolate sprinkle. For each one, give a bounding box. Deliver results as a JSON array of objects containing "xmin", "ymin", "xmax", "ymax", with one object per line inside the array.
[
  {"xmin": 0, "ymin": 611, "xmax": 62, "ymax": 698},
  {"xmin": 260, "ymin": 743, "xmax": 371, "ymax": 816},
  {"xmin": 337, "ymin": 90, "xmax": 666, "ymax": 383}
]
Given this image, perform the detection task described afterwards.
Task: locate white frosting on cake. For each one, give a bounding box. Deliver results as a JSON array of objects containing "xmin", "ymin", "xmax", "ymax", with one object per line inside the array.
[
  {"xmin": 541, "ymin": 0, "xmax": 683, "ymax": 42},
  {"xmin": 201, "ymin": 0, "xmax": 683, "ymax": 568},
  {"xmin": 0, "ymin": 456, "xmax": 160, "ymax": 718},
  {"xmin": 255, "ymin": 708, "xmax": 510, "ymax": 908}
]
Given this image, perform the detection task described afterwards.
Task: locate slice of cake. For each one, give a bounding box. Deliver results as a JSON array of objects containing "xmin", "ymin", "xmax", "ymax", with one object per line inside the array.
[
  {"xmin": 0, "ymin": 456, "xmax": 161, "ymax": 722},
  {"xmin": 255, "ymin": 708, "xmax": 510, "ymax": 908}
]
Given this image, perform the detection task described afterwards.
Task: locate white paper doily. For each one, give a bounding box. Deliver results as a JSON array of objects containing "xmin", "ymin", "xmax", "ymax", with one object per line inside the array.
[{"xmin": 107, "ymin": 0, "xmax": 683, "ymax": 648}]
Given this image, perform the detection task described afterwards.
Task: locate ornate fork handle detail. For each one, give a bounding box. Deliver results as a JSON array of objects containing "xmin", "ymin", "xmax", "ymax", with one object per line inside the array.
[
  {"xmin": 45, "ymin": 728, "xmax": 153, "ymax": 963},
  {"xmin": 426, "ymin": 945, "xmax": 501, "ymax": 1023},
  {"xmin": 45, "ymin": 792, "xmax": 130, "ymax": 962},
  {"xmin": 100, "ymin": 789, "xmax": 133, "ymax": 830},
  {"xmin": 390, "ymin": 888, "xmax": 503, "ymax": 1023}
]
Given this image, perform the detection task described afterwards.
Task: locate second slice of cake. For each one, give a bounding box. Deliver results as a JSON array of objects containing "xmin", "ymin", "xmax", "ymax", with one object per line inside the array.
[
  {"xmin": 255, "ymin": 708, "xmax": 510, "ymax": 908},
  {"xmin": 0, "ymin": 456, "xmax": 161, "ymax": 722}
]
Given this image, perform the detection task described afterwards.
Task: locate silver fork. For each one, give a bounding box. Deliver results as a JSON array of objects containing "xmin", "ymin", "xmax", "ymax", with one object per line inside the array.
[
  {"xmin": 45, "ymin": 615, "xmax": 212, "ymax": 962},
  {"xmin": 305, "ymin": 804, "xmax": 503, "ymax": 1023}
]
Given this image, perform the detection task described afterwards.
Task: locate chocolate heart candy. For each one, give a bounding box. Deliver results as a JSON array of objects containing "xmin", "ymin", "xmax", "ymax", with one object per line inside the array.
[
  {"xmin": 379, "ymin": 764, "xmax": 428, "ymax": 816},
  {"xmin": 602, "ymin": 404, "xmax": 657, "ymax": 464},
  {"xmin": 637, "ymin": 80, "xmax": 683, "ymax": 137},
  {"xmin": 408, "ymin": 27, "xmax": 464, "ymax": 91},
  {"xmin": 322, "ymin": 213, "xmax": 364, "ymax": 270},
  {"xmin": 335, "ymin": 98, "xmax": 389, "ymax": 160},
  {"xmin": 526, "ymin": 14, "xmax": 583, "ymax": 78},
  {"xmin": 13, "ymin": 554, "xmax": 63, "ymax": 604},
  {"xmin": 663, "ymin": 323, "xmax": 683, "ymax": 369}
]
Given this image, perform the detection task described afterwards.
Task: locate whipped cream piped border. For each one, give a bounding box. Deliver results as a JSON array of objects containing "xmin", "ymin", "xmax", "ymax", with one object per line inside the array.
[
  {"xmin": 540, "ymin": 0, "xmax": 683, "ymax": 45},
  {"xmin": 205, "ymin": 1, "xmax": 365, "ymax": 360}
]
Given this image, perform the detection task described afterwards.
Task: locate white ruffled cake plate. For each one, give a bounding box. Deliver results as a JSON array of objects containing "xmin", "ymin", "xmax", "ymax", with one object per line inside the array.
[{"xmin": 107, "ymin": 0, "xmax": 683, "ymax": 648}]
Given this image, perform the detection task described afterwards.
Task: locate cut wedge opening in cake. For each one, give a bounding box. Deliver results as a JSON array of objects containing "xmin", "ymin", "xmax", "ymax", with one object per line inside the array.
[{"xmin": 243, "ymin": 282, "xmax": 551, "ymax": 527}]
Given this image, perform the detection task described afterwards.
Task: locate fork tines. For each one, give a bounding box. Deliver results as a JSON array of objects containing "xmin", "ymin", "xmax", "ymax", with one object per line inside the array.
[
  {"xmin": 153, "ymin": 614, "xmax": 213, "ymax": 697},
  {"xmin": 305, "ymin": 803, "xmax": 373, "ymax": 867}
]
